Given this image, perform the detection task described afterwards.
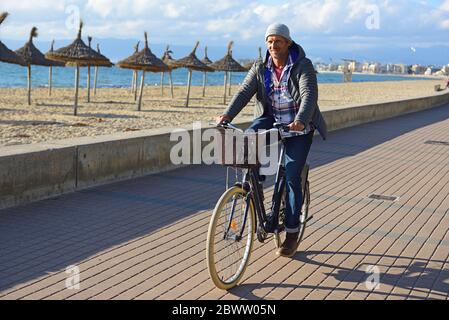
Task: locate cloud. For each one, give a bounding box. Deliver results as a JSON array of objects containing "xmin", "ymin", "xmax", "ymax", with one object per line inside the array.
[
  {"xmin": 0, "ymin": 0, "xmax": 448, "ymax": 52},
  {"xmin": 163, "ymin": 3, "xmax": 185, "ymax": 19},
  {"xmin": 1, "ymin": 0, "xmax": 67, "ymax": 12}
]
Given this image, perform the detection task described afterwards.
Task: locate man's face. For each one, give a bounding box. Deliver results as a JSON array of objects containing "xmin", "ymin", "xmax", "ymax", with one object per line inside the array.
[{"xmin": 266, "ymin": 35, "xmax": 291, "ymax": 60}]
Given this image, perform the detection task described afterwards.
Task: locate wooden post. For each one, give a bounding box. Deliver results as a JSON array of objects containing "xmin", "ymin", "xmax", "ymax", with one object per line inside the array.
[
  {"xmin": 87, "ymin": 65, "xmax": 91, "ymax": 102},
  {"xmin": 48, "ymin": 66, "xmax": 53, "ymax": 97},
  {"xmin": 202, "ymin": 72, "xmax": 207, "ymax": 97},
  {"xmin": 223, "ymin": 71, "xmax": 228, "ymax": 105},
  {"xmin": 185, "ymin": 69, "xmax": 192, "ymax": 108},
  {"xmin": 228, "ymin": 72, "xmax": 232, "ymax": 96},
  {"xmin": 169, "ymin": 71, "xmax": 174, "ymax": 99},
  {"xmin": 137, "ymin": 71, "xmax": 145, "ymax": 111},
  {"xmin": 134, "ymin": 71, "xmax": 139, "ymax": 101},
  {"xmin": 27, "ymin": 65, "xmax": 31, "ymax": 106},
  {"xmin": 131, "ymin": 70, "xmax": 136, "ymax": 94},
  {"xmin": 161, "ymin": 72, "xmax": 165, "ymax": 96},
  {"xmin": 74, "ymin": 65, "xmax": 80, "ymax": 116},
  {"xmin": 94, "ymin": 66, "xmax": 98, "ymax": 96}
]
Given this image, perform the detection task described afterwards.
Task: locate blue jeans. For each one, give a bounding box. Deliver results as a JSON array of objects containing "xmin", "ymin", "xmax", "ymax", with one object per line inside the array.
[{"xmin": 248, "ymin": 115, "xmax": 314, "ymax": 233}]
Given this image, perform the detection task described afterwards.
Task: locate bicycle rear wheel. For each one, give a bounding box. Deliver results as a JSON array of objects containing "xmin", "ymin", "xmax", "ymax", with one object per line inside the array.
[
  {"xmin": 206, "ymin": 186, "xmax": 255, "ymax": 290},
  {"xmin": 274, "ymin": 180, "xmax": 310, "ymax": 249}
]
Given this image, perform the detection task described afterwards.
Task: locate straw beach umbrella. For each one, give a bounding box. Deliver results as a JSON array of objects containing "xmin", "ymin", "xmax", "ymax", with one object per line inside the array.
[
  {"xmin": 15, "ymin": 27, "xmax": 64, "ymax": 105},
  {"xmin": 171, "ymin": 41, "xmax": 213, "ymax": 107},
  {"xmin": 210, "ymin": 41, "xmax": 247, "ymax": 104},
  {"xmin": 0, "ymin": 12, "xmax": 25, "ymax": 66},
  {"xmin": 244, "ymin": 47, "xmax": 262, "ymax": 71},
  {"xmin": 76, "ymin": 37, "xmax": 113, "ymax": 101},
  {"xmin": 201, "ymin": 46, "xmax": 215, "ymax": 97},
  {"xmin": 161, "ymin": 45, "xmax": 179, "ymax": 98},
  {"xmin": 116, "ymin": 32, "xmax": 168, "ymax": 111},
  {"xmin": 45, "ymin": 21, "xmax": 112, "ymax": 115}
]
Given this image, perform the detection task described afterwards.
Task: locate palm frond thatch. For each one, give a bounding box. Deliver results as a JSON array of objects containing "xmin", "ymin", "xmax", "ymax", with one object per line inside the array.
[
  {"xmin": 210, "ymin": 41, "xmax": 246, "ymax": 72},
  {"xmin": 161, "ymin": 45, "xmax": 179, "ymax": 70},
  {"xmin": 45, "ymin": 20, "xmax": 111, "ymax": 67},
  {"xmin": 15, "ymin": 27, "xmax": 63, "ymax": 67},
  {"xmin": 0, "ymin": 12, "xmax": 26, "ymax": 66},
  {"xmin": 116, "ymin": 32, "xmax": 168, "ymax": 72},
  {"xmin": 0, "ymin": 12, "xmax": 8, "ymax": 26},
  {"xmin": 201, "ymin": 46, "xmax": 214, "ymax": 66},
  {"xmin": 172, "ymin": 41, "xmax": 213, "ymax": 72},
  {"xmin": 243, "ymin": 47, "xmax": 263, "ymax": 70}
]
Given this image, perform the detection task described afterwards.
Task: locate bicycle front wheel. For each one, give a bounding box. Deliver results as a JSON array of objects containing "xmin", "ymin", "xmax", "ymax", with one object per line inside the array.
[{"xmin": 206, "ymin": 186, "xmax": 256, "ymax": 290}]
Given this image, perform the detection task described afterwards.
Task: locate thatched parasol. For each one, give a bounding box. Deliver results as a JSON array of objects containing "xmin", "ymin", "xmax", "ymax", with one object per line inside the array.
[
  {"xmin": 160, "ymin": 45, "xmax": 180, "ymax": 98},
  {"xmin": 201, "ymin": 46, "xmax": 215, "ymax": 97},
  {"xmin": 243, "ymin": 47, "xmax": 262, "ymax": 71},
  {"xmin": 72, "ymin": 37, "xmax": 113, "ymax": 102},
  {"xmin": 210, "ymin": 41, "xmax": 246, "ymax": 104},
  {"xmin": 116, "ymin": 32, "xmax": 168, "ymax": 111},
  {"xmin": 0, "ymin": 12, "xmax": 25, "ymax": 66},
  {"xmin": 15, "ymin": 27, "xmax": 64, "ymax": 105},
  {"xmin": 93, "ymin": 43, "xmax": 113, "ymax": 96},
  {"xmin": 171, "ymin": 41, "xmax": 213, "ymax": 107},
  {"xmin": 46, "ymin": 21, "xmax": 112, "ymax": 115}
]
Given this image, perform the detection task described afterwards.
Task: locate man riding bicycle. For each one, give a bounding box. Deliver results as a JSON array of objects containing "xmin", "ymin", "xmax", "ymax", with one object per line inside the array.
[{"xmin": 216, "ymin": 23, "xmax": 327, "ymax": 258}]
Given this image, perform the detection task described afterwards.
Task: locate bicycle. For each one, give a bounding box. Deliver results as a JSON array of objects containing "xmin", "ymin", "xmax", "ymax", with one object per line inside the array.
[{"xmin": 206, "ymin": 121, "xmax": 312, "ymax": 290}]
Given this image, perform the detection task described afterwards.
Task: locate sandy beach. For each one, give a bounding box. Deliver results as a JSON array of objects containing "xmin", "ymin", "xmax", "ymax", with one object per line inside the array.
[{"xmin": 0, "ymin": 79, "xmax": 446, "ymax": 146}]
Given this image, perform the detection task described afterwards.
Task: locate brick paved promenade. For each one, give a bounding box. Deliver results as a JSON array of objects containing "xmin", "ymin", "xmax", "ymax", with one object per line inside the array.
[{"xmin": 1, "ymin": 104, "xmax": 448, "ymax": 300}]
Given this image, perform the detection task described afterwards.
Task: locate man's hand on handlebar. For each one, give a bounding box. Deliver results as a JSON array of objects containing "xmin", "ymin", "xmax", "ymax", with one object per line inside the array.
[
  {"xmin": 216, "ymin": 115, "xmax": 231, "ymax": 125},
  {"xmin": 289, "ymin": 121, "xmax": 305, "ymax": 132}
]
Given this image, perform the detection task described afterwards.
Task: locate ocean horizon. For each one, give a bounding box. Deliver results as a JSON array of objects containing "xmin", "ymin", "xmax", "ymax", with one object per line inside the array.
[{"xmin": 0, "ymin": 62, "xmax": 438, "ymax": 89}]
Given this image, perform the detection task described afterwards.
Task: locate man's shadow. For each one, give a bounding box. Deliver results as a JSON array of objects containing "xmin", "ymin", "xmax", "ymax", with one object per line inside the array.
[{"xmin": 226, "ymin": 251, "xmax": 448, "ymax": 300}]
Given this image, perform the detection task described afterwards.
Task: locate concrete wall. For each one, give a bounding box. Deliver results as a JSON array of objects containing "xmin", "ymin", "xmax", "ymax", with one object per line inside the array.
[
  {"xmin": 1, "ymin": 91, "xmax": 449, "ymax": 210},
  {"xmin": 322, "ymin": 91, "xmax": 449, "ymax": 132}
]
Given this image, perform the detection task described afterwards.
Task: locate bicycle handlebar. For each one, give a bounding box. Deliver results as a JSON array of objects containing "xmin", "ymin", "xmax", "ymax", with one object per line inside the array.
[{"xmin": 217, "ymin": 121, "xmax": 305, "ymax": 135}]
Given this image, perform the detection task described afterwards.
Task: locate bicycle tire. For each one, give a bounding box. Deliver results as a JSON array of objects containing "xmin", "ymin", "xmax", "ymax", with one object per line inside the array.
[
  {"xmin": 298, "ymin": 180, "xmax": 310, "ymax": 245},
  {"xmin": 206, "ymin": 186, "xmax": 256, "ymax": 290}
]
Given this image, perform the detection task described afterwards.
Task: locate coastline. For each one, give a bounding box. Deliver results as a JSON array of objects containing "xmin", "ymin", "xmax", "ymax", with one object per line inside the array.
[
  {"xmin": 317, "ymin": 70, "xmax": 447, "ymax": 80},
  {"xmin": 0, "ymin": 79, "xmax": 447, "ymax": 147}
]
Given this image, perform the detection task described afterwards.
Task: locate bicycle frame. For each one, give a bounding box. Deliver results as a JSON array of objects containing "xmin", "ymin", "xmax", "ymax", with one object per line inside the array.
[
  {"xmin": 218, "ymin": 121, "xmax": 305, "ymax": 240},
  {"xmin": 239, "ymin": 140, "xmax": 287, "ymax": 237}
]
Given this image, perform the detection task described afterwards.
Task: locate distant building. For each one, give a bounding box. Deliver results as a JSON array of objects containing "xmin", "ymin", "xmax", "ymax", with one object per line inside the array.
[
  {"xmin": 441, "ymin": 65, "xmax": 449, "ymax": 75},
  {"xmin": 328, "ymin": 63, "xmax": 339, "ymax": 71},
  {"xmin": 411, "ymin": 64, "xmax": 427, "ymax": 75},
  {"xmin": 348, "ymin": 61, "xmax": 362, "ymax": 72},
  {"xmin": 362, "ymin": 62, "xmax": 371, "ymax": 73},
  {"xmin": 394, "ymin": 64, "xmax": 408, "ymax": 74},
  {"xmin": 425, "ymin": 66, "xmax": 441, "ymax": 76},
  {"xmin": 368, "ymin": 63, "xmax": 381, "ymax": 74}
]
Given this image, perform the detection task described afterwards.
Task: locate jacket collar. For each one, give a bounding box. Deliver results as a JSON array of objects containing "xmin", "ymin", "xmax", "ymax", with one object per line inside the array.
[{"xmin": 263, "ymin": 41, "xmax": 306, "ymax": 97}]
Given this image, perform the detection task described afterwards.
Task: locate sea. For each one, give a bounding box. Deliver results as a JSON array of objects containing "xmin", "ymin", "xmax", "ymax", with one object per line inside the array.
[{"xmin": 0, "ymin": 62, "xmax": 436, "ymax": 89}]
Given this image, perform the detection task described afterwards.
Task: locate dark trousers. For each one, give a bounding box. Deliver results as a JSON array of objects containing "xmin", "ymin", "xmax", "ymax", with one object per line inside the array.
[{"xmin": 248, "ymin": 115, "xmax": 314, "ymax": 233}]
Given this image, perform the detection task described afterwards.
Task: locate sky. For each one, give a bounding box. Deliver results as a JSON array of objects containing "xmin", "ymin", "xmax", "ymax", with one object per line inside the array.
[{"xmin": 1, "ymin": 0, "xmax": 449, "ymax": 65}]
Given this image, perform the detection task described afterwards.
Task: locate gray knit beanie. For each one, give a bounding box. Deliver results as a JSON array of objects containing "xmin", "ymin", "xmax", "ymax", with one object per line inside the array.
[{"xmin": 265, "ymin": 23, "xmax": 292, "ymax": 41}]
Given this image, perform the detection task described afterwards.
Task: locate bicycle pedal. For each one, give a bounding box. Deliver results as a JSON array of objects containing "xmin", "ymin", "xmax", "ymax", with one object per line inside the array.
[{"xmin": 306, "ymin": 215, "xmax": 314, "ymax": 222}]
